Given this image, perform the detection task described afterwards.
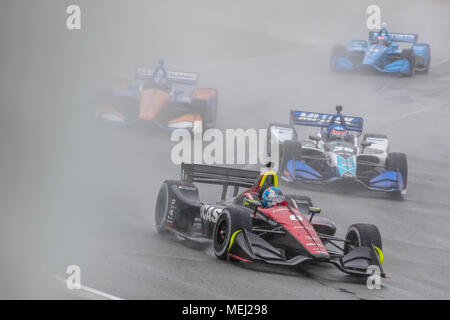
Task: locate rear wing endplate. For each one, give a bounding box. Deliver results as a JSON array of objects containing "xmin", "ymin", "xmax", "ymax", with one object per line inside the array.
[
  {"xmin": 368, "ymin": 31, "xmax": 418, "ymax": 44},
  {"xmin": 135, "ymin": 67, "xmax": 199, "ymax": 85},
  {"xmin": 290, "ymin": 110, "xmax": 364, "ymax": 132},
  {"xmin": 181, "ymin": 163, "xmax": 260, "ymax": 200}
]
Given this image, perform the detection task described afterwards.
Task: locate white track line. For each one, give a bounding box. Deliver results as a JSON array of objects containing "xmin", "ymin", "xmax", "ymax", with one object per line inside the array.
[
  {"xmin": 390, "ymin": 106, "xmax": 438, "ymax": 122},
  {"xmin": 53, "ymin": 276, "xmax": 124, "ymax": 300},
  {"xmin": 433, "ymin": 57, "xmax": 450, "ymax": 68}
]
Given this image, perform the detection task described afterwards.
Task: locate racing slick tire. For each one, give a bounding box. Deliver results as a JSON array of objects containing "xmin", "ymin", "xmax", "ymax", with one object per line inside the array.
[
  {"xmin": 155, "ymin": 182, "xmax": 170, "ymax": 233},
  {"xmin": 330, "ymin": 44, "xmax": 347, "ymax": 71},
  {"xmin": 280, "ymin": 140, "xmax": 302, "ymax": 177},
  {"xmin": 401, "ymin": 49, "xmax": 416, "ymax": 76},
  {"xmin": 266, "ymin": 123, "xmax": 297, "ymax": 157},
  {"xmin": 213, "ymin": 206, "xmax": 252, "ymax": 260},
  {"xmin": 154, "ymin": 180, "xmax": 201, "ymax": 234},
  {"xmin": 414, "ymin": 43, "xmax": 431, "ymax": 74},
  {"xmin": 197, "ymin": 89, "xmax": 218, "ymax": 129},
  {"xmin": 344, "ymin": 223, "xmax": 382, "ymax": 254},
  {"xmin": 386, "ymin": 152, "xmax": 408, "ymax": 188}
]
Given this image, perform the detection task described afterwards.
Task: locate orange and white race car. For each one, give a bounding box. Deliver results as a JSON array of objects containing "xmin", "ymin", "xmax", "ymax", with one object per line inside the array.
[{"xmin": 95, "ymin": 60, "xmax": 218, "ymax": 131}]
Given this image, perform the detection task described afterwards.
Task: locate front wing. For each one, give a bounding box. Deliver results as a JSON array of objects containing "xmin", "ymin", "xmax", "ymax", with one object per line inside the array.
[
  {"xmin": 282, "ymin": 160, "xmax": 405, "ymax": 193},
  {"xmin": 228, "ymin": 229, "xmax": 385, "ymax": 277}
]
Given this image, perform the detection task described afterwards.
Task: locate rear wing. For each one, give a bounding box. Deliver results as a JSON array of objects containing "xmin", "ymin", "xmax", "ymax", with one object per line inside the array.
[
  {"xmin": 368, "ymin": 31, "xmax": 418, "ymax": 44},
  {"xmin": 290, "ymin": 110, "xmax": 364, "ymax": 132},
  {"xmin": 181, "ymin": 163, "xmax": 260, "ymax": 200},
  {"xmin": 135, "ymin": 67, "xmax": 199, "ymax": 85}
]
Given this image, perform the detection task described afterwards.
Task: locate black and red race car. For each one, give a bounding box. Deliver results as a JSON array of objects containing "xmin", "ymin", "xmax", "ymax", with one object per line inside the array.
[{"xmin": 155, "ymin": 163, "xmax": 385, "ymax": 278}]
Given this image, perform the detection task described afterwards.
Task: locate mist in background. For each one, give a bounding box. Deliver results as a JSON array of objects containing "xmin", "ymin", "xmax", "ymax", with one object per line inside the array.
[{"xmin": 1, "ymin": 0, "xmax": 450, "ymax": 298}]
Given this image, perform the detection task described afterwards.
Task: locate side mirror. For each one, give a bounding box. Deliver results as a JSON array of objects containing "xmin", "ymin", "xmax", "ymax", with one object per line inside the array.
[
  {"xmin": 309, "ymin": 207, "xmax": 321, "ymax": 214},
  {"xmin": 309, "ymin": 135, "xmax": 321, "ymax": 147},
  {"xmin": 361, "ymin": 141, "xmax": 372, "ymax": 152},
  {"xmin": 308, "ymin": 206, "xmax": 321, "ymax": 223}
]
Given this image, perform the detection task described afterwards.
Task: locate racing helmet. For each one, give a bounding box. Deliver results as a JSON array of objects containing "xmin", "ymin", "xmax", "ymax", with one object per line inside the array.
[
  {"xmin": 261, "ymin": 187, "xmax": 284, "ymax": 208},
  {"xmin": 377, "ymin": 35, "xmax": 387, "ymax": 46},
  {"xmin": 153, "ymin": 68, "xmax": 167, "ymax": 85},
  {"xmin": 328, "ymin": 125, "xmax": 347, "ymax": 141}
]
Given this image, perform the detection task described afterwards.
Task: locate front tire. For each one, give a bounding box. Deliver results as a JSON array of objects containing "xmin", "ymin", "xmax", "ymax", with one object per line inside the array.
[
  {"xmin": 415, "ymin": 44, "xmax": 431, "ymax": 74},
  {"xmin": 386, "ymin": 152, "xmax": 408, "ymax": 188},
  {"xmin": 213, "ymin": 206, "xmax": 252, "ymax": 260},
  {"xmin": 344, "ymin": 223, "xmax": 382, "ymax": 254}
]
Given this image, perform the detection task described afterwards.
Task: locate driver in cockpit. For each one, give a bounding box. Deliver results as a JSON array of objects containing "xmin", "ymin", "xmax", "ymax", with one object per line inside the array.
[
  {"xmin": 328, "ymin": 125, "xmax": 347, "ymax": 141},
  {"xmin": 325, "ymin": 106, "xmax": 356, "ymax": 144},
  {"xmin": 151, "ymin": 60, "xmax": 171, "ymax": 92},
  {"xmin": 376, "ymin": 23, "xmax": 391, "ymax": 46}
]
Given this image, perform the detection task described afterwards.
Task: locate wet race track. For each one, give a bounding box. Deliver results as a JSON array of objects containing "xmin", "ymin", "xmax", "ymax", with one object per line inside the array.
[{"xmin": 1, "ymin": 0, "xmax": 450, "ymax": 299}]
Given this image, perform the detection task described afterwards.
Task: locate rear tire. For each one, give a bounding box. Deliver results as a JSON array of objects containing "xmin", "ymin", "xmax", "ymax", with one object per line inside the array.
[
  {"xmin": 344, "ymin": 223, "xmax": 382, "ymax": 254},
  {"xmin": 155, "ymin": 182, "xmax": 170, "ymax": 233},
  {"xmin": 280, "ymin": 140, "xmax": 302, "ymax": 176},
  {"xmin": 386, "ymin": 152, "xmax": 408, "ymax": 187},
  {"xmin": 213, "ymin": 206, "xmax": 252, "ymax": 260},
  {"xmin": 266, "ymin": 122, "xmax": 296, "ymax": 157},
  {"xmin": 196, "ymin": 90, "xmax": 218, "ymax": 130}
]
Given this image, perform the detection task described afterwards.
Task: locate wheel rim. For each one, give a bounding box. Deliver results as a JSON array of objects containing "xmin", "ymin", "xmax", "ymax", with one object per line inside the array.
[
  {"xmin": 214, "ymin": 218, "xmax": 229, "ymax": 252},
  {"xmin": 155, "ymin": 186, "xmax": 168, "ymax": 227}
]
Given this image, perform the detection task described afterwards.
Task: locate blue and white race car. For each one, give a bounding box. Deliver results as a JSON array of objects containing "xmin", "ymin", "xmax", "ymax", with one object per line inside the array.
[
  {"xmin": 267, "ymin": 106, "xmax": 408, "ymax": 195},
  {"xmin": 330, "ymin": 25, "xmax": 430, "ymax": 76}
]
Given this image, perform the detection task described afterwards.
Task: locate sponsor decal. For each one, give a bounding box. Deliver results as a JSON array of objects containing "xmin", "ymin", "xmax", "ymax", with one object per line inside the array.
[
  {"xmin": 295, "ymin": 112, "xmax": 358, "ymax": 125},
  {"xmin": 177, "ymin": 184, "xmax": 197, "ymax": 191},
  {"xmin": 290, "ymin": 214, "xmax": 303, "ymax": 221},
  {"xmin": 167, "ymin": 198, "xmax": 176, "ymax": 224},
  {"xmin": 272, "ymin": 207, "xmax": 289, "ymax": 213},
  {"xmin": 200, "ymin": 205, "xmax": 222, "ymax": 223}
]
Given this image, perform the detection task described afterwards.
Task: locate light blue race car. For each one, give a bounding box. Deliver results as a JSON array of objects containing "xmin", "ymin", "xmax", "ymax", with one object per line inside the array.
[
  {"xmin": 268, "ymin": 106, "xmax": 408, "ymax": 196},
  {"xmin": 330, "ymin": 26, "xmax": 430, "ymax": 76}
]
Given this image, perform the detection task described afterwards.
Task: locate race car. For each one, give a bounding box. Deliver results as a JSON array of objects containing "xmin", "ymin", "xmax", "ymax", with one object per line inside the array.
[
  {"xmin": 154, "ymin": 163, "xmax": 385, "ymax": 279},
  {"xmin": 330, "ymin": 24, "xmax": 430, "ymax": 76},
  {"xmin": 95, "ymin": 60, "xmax": 218, "ymax": 130},
  {"xmin": 268, "ymin": 106, "xmax": 408, "ymax": 195}
]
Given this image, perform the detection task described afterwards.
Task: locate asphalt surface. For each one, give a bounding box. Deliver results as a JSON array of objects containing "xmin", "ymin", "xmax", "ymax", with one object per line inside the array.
[{"xmin": 1, "ymin": 0, "xmax": 450, "ymax": 299}]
